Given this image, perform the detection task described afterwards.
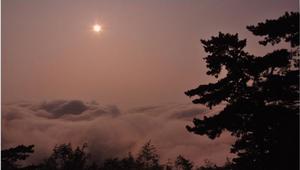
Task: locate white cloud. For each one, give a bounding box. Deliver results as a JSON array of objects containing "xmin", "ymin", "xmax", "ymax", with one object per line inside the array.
[{"xmin": 2, "ymin": 100, "xmax": 234, "ymax": 165}]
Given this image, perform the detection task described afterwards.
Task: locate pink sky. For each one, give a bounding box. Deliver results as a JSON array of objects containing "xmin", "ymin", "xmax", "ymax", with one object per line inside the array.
[{"xmin": 3, "ymin": 0, "xmax": 298, "ymax": 109}]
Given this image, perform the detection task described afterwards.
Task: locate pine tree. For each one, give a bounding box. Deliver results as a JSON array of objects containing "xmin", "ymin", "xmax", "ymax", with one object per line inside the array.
[
  {"xmin": 174, "ymin": 155, "xmax": 193, "ymax": 170},
  {"xmin": 185, "ymin": 12, "xmax": 299, "ymax": 170},
  {"xmin": 136, "ymin": 141, "xmax": 163, "ymax": 170},
  {"xmin": 41, "ymin": 143, "xmax": 90, "ymax": 170}
]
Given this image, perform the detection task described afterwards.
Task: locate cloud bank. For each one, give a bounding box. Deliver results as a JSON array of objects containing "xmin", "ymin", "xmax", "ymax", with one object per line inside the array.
[{"xmin": 2, "ymin": 100, "xmax": 234, "ymax": 165}]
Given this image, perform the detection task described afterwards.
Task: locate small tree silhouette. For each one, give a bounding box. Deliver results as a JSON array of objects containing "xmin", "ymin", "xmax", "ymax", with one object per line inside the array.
[
  {"xmin": 174, "ymin": 155, "xmax": 193, "ymax": 170},
  {"xmin": 41, "ymin": 143, "xmax": 89, "ymax": 170},
  {"xmin": 120, "ymin": 153, "xmax": 139, "ymax": 170},
  {"xmin": 136, "ymin": 141, "xmax": 163, "ymax": 170}
]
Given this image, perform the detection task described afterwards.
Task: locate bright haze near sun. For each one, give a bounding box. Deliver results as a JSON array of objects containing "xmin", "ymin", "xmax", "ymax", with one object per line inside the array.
[{"xmin": 93, "ymin": 24, "xmax": 102, "ymax": 33}]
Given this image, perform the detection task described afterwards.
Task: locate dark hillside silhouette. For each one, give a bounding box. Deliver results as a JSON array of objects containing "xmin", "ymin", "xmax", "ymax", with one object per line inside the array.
[{"xmin": 185, "ymin": 12, "xmax": 299, "ymax": 170}]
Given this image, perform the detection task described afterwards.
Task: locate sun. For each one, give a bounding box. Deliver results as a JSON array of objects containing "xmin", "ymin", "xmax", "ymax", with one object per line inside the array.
[{"xmin": 93, "ymin": 24, "xmax": 102, "ymax": 33}]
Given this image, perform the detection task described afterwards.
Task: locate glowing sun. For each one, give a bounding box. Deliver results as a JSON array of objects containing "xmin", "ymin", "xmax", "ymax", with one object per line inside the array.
[{"xmin": 93, "ymin": 24, "xmax": 102, "ymax": 33}]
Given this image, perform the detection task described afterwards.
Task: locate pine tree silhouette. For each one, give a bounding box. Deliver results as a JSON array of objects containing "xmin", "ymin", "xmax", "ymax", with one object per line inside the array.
[{"xmin": 185, "ymin": 12, "xmax": 299, "ymax": 170}]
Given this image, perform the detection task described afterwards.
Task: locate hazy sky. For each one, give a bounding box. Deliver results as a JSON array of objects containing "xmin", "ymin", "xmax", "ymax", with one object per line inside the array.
[{"xmin": 3, "ymin": 0, "xmax": 298, "ymax": 109}]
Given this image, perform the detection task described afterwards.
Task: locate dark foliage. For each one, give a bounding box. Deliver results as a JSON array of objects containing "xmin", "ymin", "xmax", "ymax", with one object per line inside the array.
[
  {"xmin": 99, "ymin": 153, "xmax": 138, "ymax": 170},
  {"xmin": 2, "ymin": 142, "xmax": 217, "ymax": 170},
  {"xmin": 185, "ymin": 12, "xmax": 299, "ymax": 170},
  {"xmin": 136, "ymin": 140, "xmax": 163, "ymax": 170},
  {"xmin": 2, "ymin": 145, "xmax": 35, "ymax": 170},
  {"xmin": 174, "ymin": 155, "xmax": 194, "ymax": 170},
  {"xmin": 196, "ymin": 159, "xmax": 232, "ymax": 170},
  {"xmin": 247, "ymin": 12, "xmax": 299, "ymax": 47},
  {"xmin": 39, "ymin": 143, "xmax": 90, "ymax": 170}
]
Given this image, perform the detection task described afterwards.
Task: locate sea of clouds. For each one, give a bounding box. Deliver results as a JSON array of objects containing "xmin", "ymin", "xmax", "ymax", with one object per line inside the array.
[{"xmin": 2, "ymin": 100, "xmax": 234, "ymax": 165}]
